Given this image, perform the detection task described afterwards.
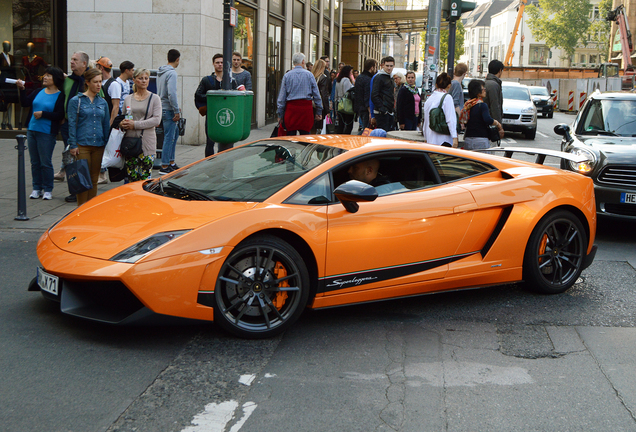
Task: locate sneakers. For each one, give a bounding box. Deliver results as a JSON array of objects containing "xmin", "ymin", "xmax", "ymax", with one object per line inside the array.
[
  {"xmin": 29, "ymin": 190, "xmax": 43, "ymax": 199},
  {"xmin": 159, "ymin": 166, "xmax": 174, "ymax": 175},
  {"xmin": 98, "ymin": 171, "xmax": 109, "ymax": 184},
  {"xmin": 43, "ymin": 192, "xmax": 53, "ymax": 200},
  {"xmin": 170, "ymin": 163, "xmax": 180, "ymax": 171},
  {"xmin": 54, "ymin": 170, "xmax": 65, "ymax": 181},
  {"xmin": 65, "ymin": 194, "xmax": 77, "ymax": 203}
]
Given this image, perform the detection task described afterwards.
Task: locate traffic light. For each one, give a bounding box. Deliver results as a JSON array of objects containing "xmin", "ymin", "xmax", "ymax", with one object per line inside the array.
[
  {"xmin": 442, "ymin": 0, "xmax": 477, "ymax": 21},
  {"xmin": 412, "ymin": 61, "xmax": 418, "ymax": 71}
]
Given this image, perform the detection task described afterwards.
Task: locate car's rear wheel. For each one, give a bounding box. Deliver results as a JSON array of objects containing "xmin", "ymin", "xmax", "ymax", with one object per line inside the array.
[
  {"xmin": 214, "ymin": 235, "xmax": 310, "ymax": 338},
  {"xmin": 523, "ymin": 210, "xmax": 587, "ymax": 294}
]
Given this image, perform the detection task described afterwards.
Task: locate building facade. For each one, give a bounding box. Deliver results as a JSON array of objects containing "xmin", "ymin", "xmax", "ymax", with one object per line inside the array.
[{"xmin": 0, "ymin": 0, "xmax": 343, "ymax": 143}]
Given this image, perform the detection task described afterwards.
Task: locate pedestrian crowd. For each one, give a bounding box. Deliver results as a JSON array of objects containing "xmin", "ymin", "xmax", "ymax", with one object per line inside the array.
[{"xmin": 12, "ymin": 46, "xmax": 506, "ymax": 208}]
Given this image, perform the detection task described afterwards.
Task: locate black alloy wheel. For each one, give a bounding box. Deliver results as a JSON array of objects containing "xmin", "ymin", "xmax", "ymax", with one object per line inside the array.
[
  {"xmin": 214, "ymin": 235, "xmax": 310, "ymax": 338},
  {"xmin": 523, "ymin": 210, "xmax": 587, "ymax": 294}
]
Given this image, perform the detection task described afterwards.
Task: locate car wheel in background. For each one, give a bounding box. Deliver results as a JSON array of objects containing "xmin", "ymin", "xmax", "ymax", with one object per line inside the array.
[
  {"xmin": 214, "ymin": 235, "xmax": 310, "ymax": 338},
  {"xmin": 525, "ymin": 128, "xmax": 537, "ymax": 140},
  {"xmin": 523, "ymin": 210, "xmax": 587, "ymax": 294},
  {"xmin": 547, "ymin": 111, "xmax": 554, "ymax": 119}
]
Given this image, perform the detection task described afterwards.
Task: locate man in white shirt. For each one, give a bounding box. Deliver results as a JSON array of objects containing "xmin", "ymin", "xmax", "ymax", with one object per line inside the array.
[{"xmin": 114, "ymin": 60, "xmax": 135, "ymax": 115}]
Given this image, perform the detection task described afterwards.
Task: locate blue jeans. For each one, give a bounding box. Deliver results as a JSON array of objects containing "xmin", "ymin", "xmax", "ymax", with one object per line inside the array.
[
  {"xmin": 27, "ymin": 130, "xmax": 57, "ymax": 192},
  {"xmin": 161, "ymin": 110, "xmax": 178, "ymax": 165}
]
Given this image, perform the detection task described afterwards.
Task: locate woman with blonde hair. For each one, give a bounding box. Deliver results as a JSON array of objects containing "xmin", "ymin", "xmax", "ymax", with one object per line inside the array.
[
  {"xmin": 119, "ymin": 68, "xmax": 162, "ymax": 181},
  {"xmin": 67, "ymin": 67, "xmax": 110, "ymax": 206},
  {"xmin": 311, "ymin": 59, "xmax": 330, "ymax": 133}
]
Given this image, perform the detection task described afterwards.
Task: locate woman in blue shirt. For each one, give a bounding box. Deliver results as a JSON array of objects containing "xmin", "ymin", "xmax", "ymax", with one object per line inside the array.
[
  {"xmin": 18, "ymin": 66, "xmax": 65, "ymax": 200},
  {"xmin": 67, "ymin": 68, "xmax": 110, "ymax": 206},
  {"xmin": 461, "ymin": 79, "xmax": 503, "ymax": 150}
]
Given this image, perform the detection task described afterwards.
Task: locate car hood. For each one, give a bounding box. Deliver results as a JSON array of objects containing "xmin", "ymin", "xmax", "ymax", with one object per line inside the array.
[
  {"xmin": 503, "ymin": 99, "xmax": 535, "ymax": 112},
  {"xmin": 577, "ymin": 136, "xmax": 636, "ymax": 163},
  {"xmin": 47, "ymin": 187, "xmax": 256, "ymax": 260}
]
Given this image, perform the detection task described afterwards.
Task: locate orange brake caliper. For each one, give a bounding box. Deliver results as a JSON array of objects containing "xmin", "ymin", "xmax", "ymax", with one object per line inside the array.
[
  {"xmin": 539, "ymin": 234, "xmax": 548, "ymax": 265},
  {"xmin": 272, "ymin": 262, "xmax": 289, "ymax": 309}
]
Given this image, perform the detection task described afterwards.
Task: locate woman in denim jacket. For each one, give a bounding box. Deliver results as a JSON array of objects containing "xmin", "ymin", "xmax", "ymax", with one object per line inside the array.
[{"xmin": 68, "ymin": 68, "xmax": 110, "ymax": 206}]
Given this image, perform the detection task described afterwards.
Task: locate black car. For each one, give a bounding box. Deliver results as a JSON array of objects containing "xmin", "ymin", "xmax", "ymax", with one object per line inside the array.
[
  {"xmin": 529, "ymin": 86, "xmax": 554, "ymax": 118},
  {"xmin": 555, "ymin": 91, "xmax": 636, "ymax": 219}
]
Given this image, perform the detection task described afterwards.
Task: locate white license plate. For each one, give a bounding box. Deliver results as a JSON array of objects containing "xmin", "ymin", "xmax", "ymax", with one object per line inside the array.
[
  {"xmin": 502, "ymin": 118, "xmax": 513, "ymax": 124},
  {"xmin": 621, "ymin": 193, "xmax": 636, "ymax": 204},
  {"xmin": 37, "ymin": 268, "xmax": 59, "ymax": 296}
]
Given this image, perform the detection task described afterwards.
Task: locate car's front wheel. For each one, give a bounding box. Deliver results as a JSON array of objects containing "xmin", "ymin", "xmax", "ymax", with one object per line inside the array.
[
  {"xmin": 523, "ymin": 210, "xmax": 587, "ymax": 294},
  {"xmin": 214, "ymin": 235, "xmax": 310, "ymax": 338},
  {"xmin": 525, "ymin": 128, "xmax": 537, "ymax": 140}
]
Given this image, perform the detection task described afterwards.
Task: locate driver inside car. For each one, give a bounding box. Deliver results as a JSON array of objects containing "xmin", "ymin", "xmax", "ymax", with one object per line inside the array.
[{"xmin": 347, "ymin": 159, "xmax": 390, "ymax": 187}]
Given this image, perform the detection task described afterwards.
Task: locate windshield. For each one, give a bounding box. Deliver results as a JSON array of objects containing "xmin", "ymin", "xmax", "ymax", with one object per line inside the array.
[
  {"xmin": 579, "ymin": 99, "xmax": 636, "ymax": 137},
  {"xmin": 502, "ymin": 86, "xmax": 531, "ymax": 101},
  {"xmin": 530, "ymin": 87, "xmax": 549, "ymax": 96},
  {"xmin": 147, "ymin": 140, "xmax": 346, "ymax": 201}
]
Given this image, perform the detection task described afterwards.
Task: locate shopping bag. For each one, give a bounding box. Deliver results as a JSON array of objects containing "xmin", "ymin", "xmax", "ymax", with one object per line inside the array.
[
  {"xmin": 102, "ymin": 128, "xmax": 125, "ymax": 169},
  {"xmin": 66, "ymin": 159, "xmax": 93, "ymax": 195}
]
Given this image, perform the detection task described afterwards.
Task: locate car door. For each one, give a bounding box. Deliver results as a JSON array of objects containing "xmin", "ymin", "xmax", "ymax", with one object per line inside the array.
[{"xmin": 321, "ymin": 152, "xmax": 479, "ymax": 296}]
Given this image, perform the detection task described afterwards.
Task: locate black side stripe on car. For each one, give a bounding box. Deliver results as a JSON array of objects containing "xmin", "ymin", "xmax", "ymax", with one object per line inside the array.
[
  {"xmin": 481, "ymin": 205, "xmax": 513, "ymax": 258},
  {"xmin": 317, "ymin": 251, "xmax": 479, "ymax": 293}
]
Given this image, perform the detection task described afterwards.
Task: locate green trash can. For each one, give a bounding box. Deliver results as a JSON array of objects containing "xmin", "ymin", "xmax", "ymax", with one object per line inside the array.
[{"xmin": 206, "ymin": 90, "xmax": 253, "ymax": 144}]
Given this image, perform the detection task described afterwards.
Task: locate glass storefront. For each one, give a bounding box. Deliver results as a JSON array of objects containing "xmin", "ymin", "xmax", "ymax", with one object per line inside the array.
[
  {"xmin": 234, "ymin": 2, "xmax": 256, "ymax": 124},
  {"xmin": 266, "ymin": 19, "xmax": 283, "ymax": 122},
  {"xmin": 1, "ymin": 0, "xmax": 60, "ymax": 130}
]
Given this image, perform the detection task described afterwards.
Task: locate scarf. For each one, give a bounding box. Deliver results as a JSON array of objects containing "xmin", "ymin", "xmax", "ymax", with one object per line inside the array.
[
  {"xmin": 405, "ymin": 83, "xmax": 418, "ymax": 94},
  {"xmin": 460, "ymin": 98, "xmax": 482, "ymax": 126}
]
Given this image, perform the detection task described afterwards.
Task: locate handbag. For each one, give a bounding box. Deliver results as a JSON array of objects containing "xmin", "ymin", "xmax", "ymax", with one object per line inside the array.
[
  {"xmin": 120, "ymin": 95, "xmax": 152, "ymax": 158},
  {"xmin": 66, "ymin": 158, "xmax": 93, "ymax": 195},
  {"xmin": 487, "ymin": 124, "xmax": 500, "ymax": 142},
  {"xmin": 177, "ymin": 117, "xmax": 186, "ymax": 136},
  {"xmin": 337, "ymin": 88, "xmax": 355, "ymax": 115}
]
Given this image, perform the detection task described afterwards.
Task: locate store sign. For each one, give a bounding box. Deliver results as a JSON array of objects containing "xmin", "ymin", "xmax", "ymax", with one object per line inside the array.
[{"xmin": 229, "ymin": 7, "xmax": 238, "ymax": 27}]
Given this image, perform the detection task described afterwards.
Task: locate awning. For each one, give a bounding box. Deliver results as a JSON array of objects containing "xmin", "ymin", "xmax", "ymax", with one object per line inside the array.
[{"xmin": 341, "ymin": 9, "xmax": 439, "ymax": 37}]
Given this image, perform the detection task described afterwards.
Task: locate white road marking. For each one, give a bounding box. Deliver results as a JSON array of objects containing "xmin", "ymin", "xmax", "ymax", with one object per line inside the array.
[
  {"xmin": 537, "ymin": 131, "xmax": 549, "ymax": 138},
  {"xmin": 239, "ymin": 374, "xmax": 256, "ymax": 386},
  {"xmin": 263, "ymin": 373, "xmax": 277, "ymax": 378},
  {"xmin": 504, "ymin": 137, "xmax": 517, "ymax": 144},
  {"xmin": 229, "ymin": 402, "xmax": 258, "ymax": 432},
  {"xmin": 182, "ymin": 400, "xmax": 238, "ymax": 432},
  {"xmin": 182, "ymin": 400, "xmax": 258, "ymax": 432}
]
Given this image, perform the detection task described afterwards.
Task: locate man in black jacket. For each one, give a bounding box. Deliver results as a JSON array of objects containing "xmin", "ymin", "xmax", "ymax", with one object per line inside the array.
[
  {"xmin": 354, "ymin": 58, "xmax": 376, "ymax": 131},
  {"xmin": 195, "ymin": 53, "xmax": 237, "ymax": 157},
  {"xmin": 371, "ymin": 56, "xmax": 395, "ymax": 132}
]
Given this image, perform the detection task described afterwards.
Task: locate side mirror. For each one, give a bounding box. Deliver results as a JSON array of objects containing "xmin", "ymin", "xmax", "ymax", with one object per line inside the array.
[
  {"xmin": 333, "ymin": 180, "xmax": 378, "ymax": 213},
  {"xmin": 554, "ymin": 124, "xmax": 572, "ymax": 142}
]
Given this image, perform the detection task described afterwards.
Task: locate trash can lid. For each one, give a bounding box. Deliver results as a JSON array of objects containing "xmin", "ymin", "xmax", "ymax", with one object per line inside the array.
[{"xmin": 206, "ymin": 90, "xmax": 254, "ymax": 96}]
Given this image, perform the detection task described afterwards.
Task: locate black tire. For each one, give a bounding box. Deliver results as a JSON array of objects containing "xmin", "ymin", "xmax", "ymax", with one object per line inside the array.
[
  {"xmin": 547, "ymin": 111, "xmax": 554, "ymax": 119},
  {"xmin": 214, "ymin": 235, "xmax": 310, "ymax": 338},
  {"xmin": 525, "ymin": 128, "xmax": 536, "ymax": 140},
  {"xmin": 523, "ymin": 210, "xmax": 587, "ymax": 294}
]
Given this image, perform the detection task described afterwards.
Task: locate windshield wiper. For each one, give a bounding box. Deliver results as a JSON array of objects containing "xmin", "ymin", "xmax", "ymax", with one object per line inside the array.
[
  {"xmin": 596, "ymin": 130, "xmax": 620, "ymax": 136},
  {"xmin": 166, "ymin": 181, "xmax": 213, "ymax": 201}
]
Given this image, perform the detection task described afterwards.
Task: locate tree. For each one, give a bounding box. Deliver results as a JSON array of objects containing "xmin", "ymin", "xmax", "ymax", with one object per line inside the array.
[
  {"xmin": 420, "ymin": 20, "xmax": 465, "ymax": 70},
  {"xmin": 589, "ymin": 0, "xmax": 612, "ymax": 63},
  {"xmin": 526, "ymin": 0, "xmax": 593, "ymax": 62}
]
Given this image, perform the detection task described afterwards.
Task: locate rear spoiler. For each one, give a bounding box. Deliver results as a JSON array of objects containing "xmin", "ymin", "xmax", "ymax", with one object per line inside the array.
[{"xmin": 473, "ymin": 147, "xmax": 588, "ymax": 165}]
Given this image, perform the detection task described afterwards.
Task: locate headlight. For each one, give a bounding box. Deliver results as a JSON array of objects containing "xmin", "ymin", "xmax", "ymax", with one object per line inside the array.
[
  {"xmin": 111, "ymin": 230, "xmax": 190, "ymax": 263},
  {"xmin": 568, "ymin": 147, "xmax": 597, "ymax": 175},
  {"xmin": 521, "ymin": 107, "xmax": 535, "ymax": 113}
]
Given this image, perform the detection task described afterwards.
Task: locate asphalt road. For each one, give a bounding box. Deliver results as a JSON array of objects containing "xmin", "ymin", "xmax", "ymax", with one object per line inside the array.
[{"xmin": 2, "ymin": 117, "xmax": 636, "ymax": 431}]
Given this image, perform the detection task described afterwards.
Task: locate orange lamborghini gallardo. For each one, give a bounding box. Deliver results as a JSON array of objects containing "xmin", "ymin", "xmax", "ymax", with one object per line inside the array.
[{"xmin": 31, "ymin": 136, "xmax": 597, "ymax": 338}]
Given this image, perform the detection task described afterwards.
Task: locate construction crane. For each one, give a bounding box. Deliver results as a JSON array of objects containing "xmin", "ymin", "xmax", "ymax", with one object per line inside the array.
[
  {"xmin": 504, "ymin": 0, "xmax": 528, "ymax": 66},
  {"xmin": 598, "ymin": 4, "xmax": 634, "ymax": 88}
]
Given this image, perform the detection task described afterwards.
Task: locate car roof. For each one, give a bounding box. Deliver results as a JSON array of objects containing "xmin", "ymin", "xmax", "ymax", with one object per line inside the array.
[
  {"xmin": 589, "ymin": 91, "xmax": 636, "ymax": 100},
  {"xmin": 269, "ymin": 135, "xmax": 420, "ymax": 152},
  {"xmin": 502, "ymin": 81, "xmax": 525, "ymax": 86}
]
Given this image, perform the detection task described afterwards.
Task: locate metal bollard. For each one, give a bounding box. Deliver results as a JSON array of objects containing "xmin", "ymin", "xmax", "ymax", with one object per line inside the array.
[{"xmin": 15, "ymin": 134, "xmax": 29, "ymax": 221}]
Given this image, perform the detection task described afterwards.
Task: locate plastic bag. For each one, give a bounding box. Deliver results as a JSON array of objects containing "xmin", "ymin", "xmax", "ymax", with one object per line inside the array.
[{"xmin": 102, "ymin": 128, "xmax": 125, "ymax": 169}]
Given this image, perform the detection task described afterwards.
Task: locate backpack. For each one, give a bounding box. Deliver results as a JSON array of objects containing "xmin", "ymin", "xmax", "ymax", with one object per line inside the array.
[
  {"xmin": 102, "ymin": 77, "xmax": 115, "ymax": 116},
  {"xmin": 429, "ymin": 93, "xmax": 450, "ymax": 135},
  {"xmin": 337, "ymin": 87, "xmax": 355, "ymax": 115}
]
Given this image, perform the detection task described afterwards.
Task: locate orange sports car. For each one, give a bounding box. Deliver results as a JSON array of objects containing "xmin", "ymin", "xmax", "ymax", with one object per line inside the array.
[{"xmin": 31, "ymin": 136, "xmax": 597, "ymax": 338}]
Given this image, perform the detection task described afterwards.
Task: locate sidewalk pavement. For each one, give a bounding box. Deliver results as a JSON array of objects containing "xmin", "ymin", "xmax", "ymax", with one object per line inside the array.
[{"xmin": 0, "ymin": 124, "xmax": 277, "ymax": 232}]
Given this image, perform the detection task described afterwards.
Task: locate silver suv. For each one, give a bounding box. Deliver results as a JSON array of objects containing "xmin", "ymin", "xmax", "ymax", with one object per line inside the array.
[{"xmin": 501, "ymin": 82, "xmax": 538, "ymax": 140}]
